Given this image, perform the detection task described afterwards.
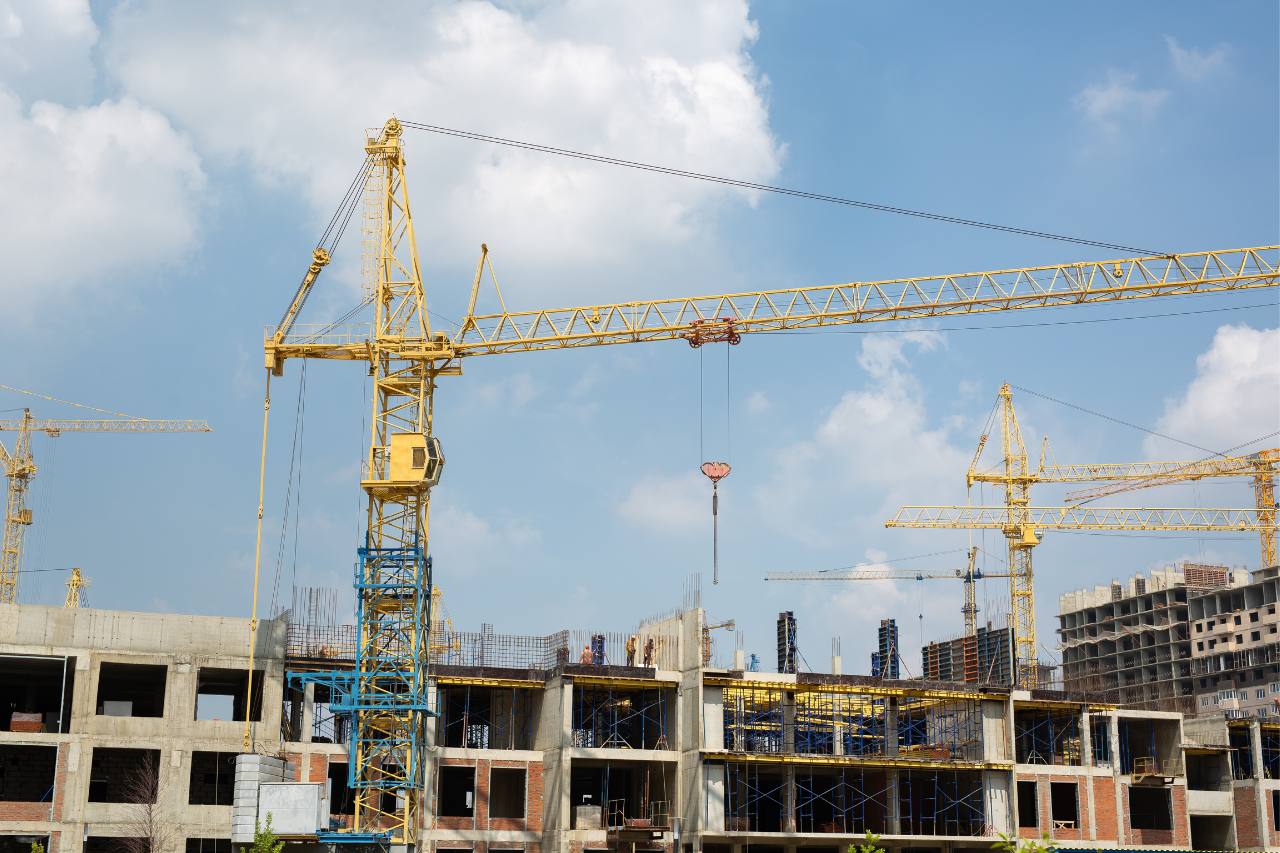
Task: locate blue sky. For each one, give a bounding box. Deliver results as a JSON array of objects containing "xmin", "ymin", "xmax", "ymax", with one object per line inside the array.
[{"xmin": 2, "ymin": 1, "xmax": 1277, "ymax": 676}]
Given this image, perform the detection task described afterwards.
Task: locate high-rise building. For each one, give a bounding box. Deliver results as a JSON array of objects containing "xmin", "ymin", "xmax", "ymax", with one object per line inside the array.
[
  {"xmin": 878, "ymin": 618, "xmax": 900, "ymax": 679},
  {"xmin": 777, "ymin": 610, "xmax": 797, "ymax": 674},
  {"xmin": 922, "ymin": 622, "xmax": 1013, "ymax": 685}
]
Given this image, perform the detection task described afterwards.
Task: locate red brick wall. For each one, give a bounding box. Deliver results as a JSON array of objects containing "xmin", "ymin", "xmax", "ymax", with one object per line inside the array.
[
  {"xmin": 1125, "ymin": 783, "xmax": 1189, "ymax": 848},
  {"xmin": 308, "ymin": 753, "xmax": 327, "ymax": 783},
  {"xmin": 1017, "ymin": 772, "xmax": 1090, "ymax": 842},
  {"xmin": 435, "ymin": 757, "xmax": 544, "ymax": 833},
  {"xmin": 1092, "ymin": 776, "xmax": 1118, "ymax": 841},
  {"xmin": 1236, "ymin": 786, "xmax": 1262, "ymax": 850}
]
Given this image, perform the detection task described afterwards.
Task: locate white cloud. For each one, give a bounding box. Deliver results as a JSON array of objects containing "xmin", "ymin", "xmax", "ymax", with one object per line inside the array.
[
  {"xmin": 0, "ymin": 92, "xmax": 206, "ymax": 310},
  {"xmin": 1145, "ymin": 324, "xmax": 1279, "ymax": 458},
  {"xmin": 0, "ymin": 0, "xmax": 97, "ymax": 103},
  {"xmin": 1165, "ymin": 36, "xmax": 1230, "ymax": 80},
  {"xmin": 618, "ymin": 470, "xmax": 707, "ymax": 535},
  {"xmin": 1073, "ymin": 70, "xmax": 1169, "ymax": 131},
  {"xmin": 756, "ymin": 332, "xmax": 967, "ymax": 544},
  {"xmin": 471, "ymin": 371, "xmax": 539, "ymax": 408},
  {"xmin": 746, "ymin": 390, "xmax": 770, "ymax": 414},
  {"xmin": 104, "ymin": 1, "xmax": 781, "ymax": 301},
  {"xmin": 430, "ymin": 500, "xmax": 541, "ymax": 575}
]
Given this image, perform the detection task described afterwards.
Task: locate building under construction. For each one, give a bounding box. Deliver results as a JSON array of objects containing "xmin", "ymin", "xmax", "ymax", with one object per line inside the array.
[{"xmin": 5, "ymin": 596, "xmax": 1280, "ymax": 853}]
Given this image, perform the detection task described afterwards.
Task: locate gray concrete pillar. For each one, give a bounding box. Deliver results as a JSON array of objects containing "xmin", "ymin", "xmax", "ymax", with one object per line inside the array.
[
  {"xmin": 301, "ymin": 681, "xmax": 315, "ymax": 743},
  {"xmin": 783, "ymin": 765, "xmax": 797, "ymax": 833},
  {"xmin": 885, "ymin": 767, "xmax": 901, "ymax": 834}
]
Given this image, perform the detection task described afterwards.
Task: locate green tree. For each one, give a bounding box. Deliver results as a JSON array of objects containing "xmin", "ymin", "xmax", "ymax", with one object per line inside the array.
[
  {"xmin": 992, "ymin": 831, "xmax": 1061, "ymax": 852},
  {"xmin": 30, "ymin": 842, "xmax": 45, "ymax": 853},
  {"xmin": 847, "ymin": 832, "xmax": 886, "ymax": 853},
  {"xmin": 246, "ymin": 813, "xmax": 285, "ymax": 853}
]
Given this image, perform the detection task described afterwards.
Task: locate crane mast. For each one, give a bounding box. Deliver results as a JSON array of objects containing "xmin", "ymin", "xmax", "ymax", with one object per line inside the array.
[{"xmin": 259, "ymin": 116, "xmax": 1280, "ymax": 844}]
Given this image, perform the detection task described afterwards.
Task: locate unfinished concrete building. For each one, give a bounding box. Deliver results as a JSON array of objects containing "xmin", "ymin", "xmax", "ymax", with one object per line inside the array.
[
  {"xmin": 8, "ymin": 596, "xmax": 1280, "ymax": 852},
  {"xmin": 0, "ymin": 604, "xmax": 286, "ymax": 853},
  {"xmin": 1188, "ymin": 565, "xmax": 1280, "ymax": 718},
  {"xmin": 1058, "ymin": 563, "xmax": 1247, "ymax": 713}
]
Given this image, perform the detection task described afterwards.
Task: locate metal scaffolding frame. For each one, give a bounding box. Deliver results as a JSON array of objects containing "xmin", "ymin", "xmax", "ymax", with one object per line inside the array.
[
  {"xmin": 1262, "ymin": 725, "xmax": 1280, "ymax": 779},
  {"xmin": 572, "ymin": 684, "xmax": 669, "ymax": 749},
  {"xmin": 898, "ymin": 769, "xmax": 987, "ymax": 837},
  {"xmin": 723, "ymin": 686, "xmax": 787, "ymax": 754},
  {"xmin": 1014, "ymin": 708, "xmax": 1082, "ymax": 765},
  {"xmin": 722, "ymin": 762, "xmax": 988, "ymax": 837},
  {"xmin": 897, "ymin": 697, "xmax": 984, "ymax": 763},
  {"xmin": 436, "ymin": 684, "xmax": 535, "ymax": 750},
  {"xmin": 794, "ymin": 766, "xmax": 892, "ymax": 834},
  {"xmin": 722, "ymin": 687, "xmax": 984, "ymax": 762}
]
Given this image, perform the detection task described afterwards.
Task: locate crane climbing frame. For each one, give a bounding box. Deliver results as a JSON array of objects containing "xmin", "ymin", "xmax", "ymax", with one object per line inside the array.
[{"xmin": 256, "ymin": 116, "xmax": 1280, "ymax": 845}]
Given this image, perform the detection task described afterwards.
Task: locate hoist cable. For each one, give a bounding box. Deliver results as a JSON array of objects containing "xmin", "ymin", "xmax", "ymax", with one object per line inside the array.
[{"xmin": 400, "ymin": 120, "xmax": 1161, "ymax": 254}]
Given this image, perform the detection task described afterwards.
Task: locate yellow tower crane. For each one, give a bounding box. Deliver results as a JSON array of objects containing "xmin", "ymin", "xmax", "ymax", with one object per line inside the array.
[
  {"xmin": 254, "ymin": 116, "xmax": 1279, "ymax": 844},
  {"xmin": 64, "ymin": 567, "xmax": 87, "ymax": 608},
  {"xmin": 765, "ymin": 548, "xmax": 1012, "ymax": 638},
  {"xmin": 888, "ymin": 383, "xmax": 1278, "ymax": 688},
  {"xmin": 0, "ymin": 399, "xmax": 211, "ymax": 604},
  {"xmin": 1062, "ymin": 448, "xmax": 1278, "ymax": 568}
]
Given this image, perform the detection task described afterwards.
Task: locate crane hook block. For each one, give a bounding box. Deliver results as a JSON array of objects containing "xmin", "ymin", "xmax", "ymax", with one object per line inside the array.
[{"xmin": 701, "ymin": 461, "xmax": 731, "ymax": 484}]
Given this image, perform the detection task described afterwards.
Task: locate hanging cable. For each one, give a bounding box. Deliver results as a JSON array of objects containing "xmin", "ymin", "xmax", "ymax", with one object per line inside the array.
[{"xmin": 399, "ymin": 120, "xmax": 1160, "ymax": 254}]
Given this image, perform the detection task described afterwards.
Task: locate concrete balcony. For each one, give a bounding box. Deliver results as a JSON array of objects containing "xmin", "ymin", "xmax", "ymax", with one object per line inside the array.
[{"xmin": 1186, "ymin": 788, "xmax": 1233, "ymax": 815}]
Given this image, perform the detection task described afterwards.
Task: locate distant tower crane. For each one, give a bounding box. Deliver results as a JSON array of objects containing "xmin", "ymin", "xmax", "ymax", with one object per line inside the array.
[
  {"xmin": 64, "ymin": 568, "xmax": 88, "ymax": 609},
  {"xmin": 257, "ymin": 115, "xmax": 1279, "ymax": 844},
  {"xmin": 0, "ymin": 398, "xmax": 211, "ymax": 604},
  {"xmin": 766, "ymin": 548, "xmax": 1011, "ymax": 637},
  {"xmin": 888, "ymin": 384, "xmax": 1278, "ymax": 687}
]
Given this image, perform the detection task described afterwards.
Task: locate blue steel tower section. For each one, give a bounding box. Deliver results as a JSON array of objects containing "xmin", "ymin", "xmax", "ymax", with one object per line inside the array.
[{"xmin": 296, "ymin": 547, "xmax": 435, "ymax": 844}]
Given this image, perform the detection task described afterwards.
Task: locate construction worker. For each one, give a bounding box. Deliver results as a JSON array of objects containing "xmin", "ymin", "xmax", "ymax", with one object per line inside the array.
[
  {"xmin": 626, "ymin": 635, "xmax": 638, "ymax": 666},
  {"xmin": 643, "ymin": 637, "xmax": 655, "ymax": 668},
  {"xmin": 579, "ymin": 644, "xmax": 593, "ymax": 665}
]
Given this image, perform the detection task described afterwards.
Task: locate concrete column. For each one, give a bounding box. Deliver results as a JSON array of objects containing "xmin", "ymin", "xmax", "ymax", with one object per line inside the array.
[
  {"xmin": 1080, "ymin": 713, "xmax": 1097, "ymax": 841},
  {"xmin": 1108, "ymin": 716, "xmax": 1124, "ymax": 845},
  {"xmin": 782, "ymin": 765, "xmax": 796, "ymax": 833},
  {"xmin": 885, "ymin": 768, "xmax": 901, "ymax": 834},
  {"xmin": 1251, "ymin": 721, "xmax": 1270, "ymax": 848},
  {"xmin": 300, "ymin": 681, "xmax": 315, "ymax": 744},
  {"xmin": 885, "ymin": 698, "xmax": 899, "ymax": 757},
  {"xmin": 782, "ymin": 691, "xmax": 796, "ymax": 754}
]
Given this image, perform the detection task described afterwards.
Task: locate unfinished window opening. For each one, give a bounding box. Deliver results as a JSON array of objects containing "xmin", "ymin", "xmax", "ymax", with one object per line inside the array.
[
  {"xmin": 0, "ymin": 654, "xmax": 74, "ymax": 733},
  {"xmin": 0, "ymin": 745, "xmax": 57, "ymax": 802},
  {"xmin": 185, "ymin": 841, "xmax": 231, "ymax": 853},
  {"xmin": 188, "ymin": 751, "xmax": 236, "ymax": 805},
  {"xmin": 1049, "ymin": 782, "xmax": 1078, "ymax": 829},
  {"xmin": 327, "ymin": 761, "xmax": 353, "ymax": 816},
  {"xmin": 792, "ymin": 767, "xmax": 888, "ymax": 834},
  {"xmin": 437, "ymin": 686, "xmax": 535, "ymax": 750},
  {"xmin": 84, "ymin": 838, "xmax": 147, "ymax": 853},
  {"xmin": 1229, "ymin": 724, "xmax": 1254, "ymax": 779},
  {"xmin": 438, "ymin": 765, "xmax": 475, "ymax": 817},
  {"xmin": 1128, "ymin": 786, "xmax": 1171, "ymax": 830},
  {"xmin": 1118, "ymin": 718, "xmax": 1180, "ymax": 776},
  {"xmin": 1186, "ymin": 750, "xmax": 1231, "ymax": 791},
  {"xmin": 1090, "ymin": 717, "xmax": 1111, "ymax": 766},
  {"xmin": 571, "ymin": 761, "xmax": 673, "ymax": 831},
  {"xmin": 1016, "ymin": 780, "xmax": 1037, "ymax": 828},
  {"xmin": 1190, "ymin": 815, "xmax": 1234, "ymax": 851},
  {"xmin": 489, "ymin": 767, "xmax": 526, "ymax": 819},
  {"xmin": 97, "ymin": 662, "xmax": 167, "ymax": 718},
  {"xmin": 195, "ymin": 668, "xmax": 262, "ymax": 722},
  {"xmin": 0, "ymin": 837, "xmax": 49, "ymax": 853},
  {"xmin": 572, "ymin": 685, "xmax": 669, "ymax": 749},
  {"xmin": 88, "ymin": 748, "xmax": 161, "ymax": 803},
  {"xmin": 1015, "ymin": 708, "xmax": 1081, "ymax": 765}
]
